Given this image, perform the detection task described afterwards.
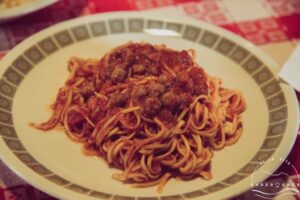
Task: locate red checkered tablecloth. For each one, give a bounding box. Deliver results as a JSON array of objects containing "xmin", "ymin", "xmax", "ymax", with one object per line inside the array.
[{"xmin": 0, "ymin": 0, "xmax": 300, "ymax": 200}]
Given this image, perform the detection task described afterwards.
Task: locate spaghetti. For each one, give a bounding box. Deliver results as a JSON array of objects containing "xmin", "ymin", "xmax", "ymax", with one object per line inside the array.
[{"xmin": 33, "ymin": 42, "xmax": 246, "ymax": 192}]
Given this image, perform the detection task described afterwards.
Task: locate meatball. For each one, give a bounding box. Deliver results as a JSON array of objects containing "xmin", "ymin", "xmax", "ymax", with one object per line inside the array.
[
  {"xmin": 111, "ymin": 67, "xmax": 127, "ymax": 84},
  {"xmin": 144, "ymin": 97, "xmax": 161, "ymax": 116}
]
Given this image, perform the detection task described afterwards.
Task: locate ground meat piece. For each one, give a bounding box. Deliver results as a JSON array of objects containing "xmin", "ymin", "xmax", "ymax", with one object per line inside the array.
[
  {"xmin": 132, "ymin": 64, "xmax": 146, "ymax": 75},
  {"xmin": 178, "ymin": 93, "xmax": 193, "ymax": 109},
  {"xmin": 158, "ymin": 74, "xmax": 168, "ymax": 83},
  {"xmin": 178, "ymin": 50, "xmax": 193, "ymax": 68},
  {"xmin": 189, "ymin": 67, "xmax": 206, "ymax": 83},
  {"xmin": 163, "ymin": 51, "xmax": 177, "ymax": 67},
  {"xmin": 159, "ymin": 109, "xmax": 175, "ymax": 122},
  {"xmin": 147, "ymin": 52, "xmax": 160, "ymax": 62},
  {"xmin": 188, "ymin": 67, "xmax": 208, "ymax": 95},
  {"xmin": 111, "ymin": 67, "xmax": 127, "ymax": 84},
  {"xmin": 193, "ymin": 83, "xmax": 209, "ymax": 95},
  {"xmin": 102, "ymin": 66, "xmax": 114, "ymax": 80},
  {"xmin": 149, "ymin": 64, "xmax": 160, "ymax": 75},
  {"xmin": 162, "ymin": 50, "xmax": 193, "ymax": 69},
  {"xmin": 134, "ymin": 86, "xmax": 148, "ymax": 98},
  {"xmin": 109, "ymin": 49, "xmax": 129, "ymax": 66},
  {"xmin": 125, "ymin": 54, "xmax": 135, "ymax": 66},
  {"xmin": 80, "ymin": 81, "xmax": 94, "ymax": 98},
  {"xmin": 161, "ymin": 91, "xmax": 179, "ymax": 109},
  {"xmin": 177, "ymin": 72, "xmax": 193, "ymax": 91},
  {"xmin": 149, "ymin": 82, "xmax": 165, "ymax": 97},
  {"xmin": 134, "ymin": 53, "xmax": 151, "ymax": 66},
  {"xmin": 110, "ymin": 92, "xmax": 128, "ymax": 107},
  {"xmin": 144, "ymin": 97, "xmax": 161, "ymax": 116},
  {"xmin": 158, "ymin": 74, "xmax": 173, "ymax": 88},
  {"xmin": 177, "ymin": 72, "xmax": 189, "ymax": 83}
]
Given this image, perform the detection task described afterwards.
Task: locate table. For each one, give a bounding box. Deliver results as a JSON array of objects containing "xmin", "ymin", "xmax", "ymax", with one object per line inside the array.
[{"xmin": 0, "ymin": 0, "xmax": 299, "ymax": 199}]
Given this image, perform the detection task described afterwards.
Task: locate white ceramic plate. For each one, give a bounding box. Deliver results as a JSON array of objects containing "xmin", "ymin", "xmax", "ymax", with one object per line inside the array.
[
  {"xmin": 0, "ymin": 12, "xmax": 298, "ymax": 200},
  {"xmin": 0, "ymin": 0, "xmax": 58, "ymax": 23}
]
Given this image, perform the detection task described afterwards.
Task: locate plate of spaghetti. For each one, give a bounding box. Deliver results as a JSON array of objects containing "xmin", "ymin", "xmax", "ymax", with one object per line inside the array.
[
  {"xmin": 0, "ymin": 12, "xmax": 298, "ymax": 200},
  {"xmin": 0, "ymin": 0, "xmax": 58, "ymax": 23}
]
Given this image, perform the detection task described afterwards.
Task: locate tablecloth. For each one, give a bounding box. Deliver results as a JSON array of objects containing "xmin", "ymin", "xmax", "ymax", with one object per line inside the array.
[{"xmin": 0, "ymin": 0, "xmax": 300, "ymax": 199}]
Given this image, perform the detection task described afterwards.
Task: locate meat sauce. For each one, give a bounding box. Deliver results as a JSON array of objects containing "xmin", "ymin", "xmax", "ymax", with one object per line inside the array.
[{"xmin": 99, "ymin": 43, "xmax": 208, "ymax": 123}]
